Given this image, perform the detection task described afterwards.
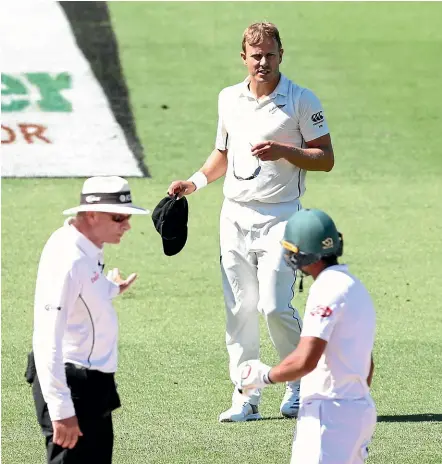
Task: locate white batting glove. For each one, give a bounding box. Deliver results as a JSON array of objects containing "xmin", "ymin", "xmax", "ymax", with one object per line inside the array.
[{"xmin": 237, "ymin": 360, "xmax": 274, "ymax": 392}]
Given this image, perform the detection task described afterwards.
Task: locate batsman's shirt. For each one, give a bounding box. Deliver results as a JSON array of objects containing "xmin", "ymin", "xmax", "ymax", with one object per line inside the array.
[
  {"xmin": 215, "ymin": 73, "xmax": 330, "ymax": 204},
  {"xmin": 299, "ymin": 265, "xmax": 376, "ymax": 401},
  {"xmin": 33, "ymin": 219, "xmax": 120, "ymax": 420}
]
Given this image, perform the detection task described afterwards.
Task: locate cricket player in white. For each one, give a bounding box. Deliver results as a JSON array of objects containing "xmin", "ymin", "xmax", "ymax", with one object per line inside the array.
[
  {"xmin": 237, "ymin": 208, "xmax": 377, "ymax": 464},
  {"xmin": 168, "ymin": 22, "xmax": 335, "ymax": 421}
]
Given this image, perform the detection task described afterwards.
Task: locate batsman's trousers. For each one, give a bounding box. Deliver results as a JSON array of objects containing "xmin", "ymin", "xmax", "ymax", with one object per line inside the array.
[
  {"xmin": 32, "ymin": 362, "xmax": 120, "ymax": 464},
  {"xmin": 291, "ymin": 397, "xmax": 377, "ymax": 464},
  {"xmin": 220, "ymin": 197, "xmax": 303, "ymax": 404}
]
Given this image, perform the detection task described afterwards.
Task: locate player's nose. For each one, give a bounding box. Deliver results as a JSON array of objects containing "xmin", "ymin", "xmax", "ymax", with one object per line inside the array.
[{"xmin": 122, "ymin": 220, "xmax": 131, "ymax": 232}]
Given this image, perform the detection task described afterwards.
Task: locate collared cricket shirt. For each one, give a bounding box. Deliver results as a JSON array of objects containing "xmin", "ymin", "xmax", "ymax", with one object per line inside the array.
[
  {"xmin": 216, "ymin": 74, "xmax": 330, "ymax": 204},
  {"xmin": 300, "ymin": 265, "xmax": 376, "ymax": 402},
  {"xmin": 33, "ymin": 219, "xmax": 120, "ymax": 420}
]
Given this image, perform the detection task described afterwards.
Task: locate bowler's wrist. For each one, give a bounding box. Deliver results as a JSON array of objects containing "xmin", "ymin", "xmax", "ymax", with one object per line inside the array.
[{"xmin": 187, "ymin": 171, "xmax": 208, "ymax": 191}]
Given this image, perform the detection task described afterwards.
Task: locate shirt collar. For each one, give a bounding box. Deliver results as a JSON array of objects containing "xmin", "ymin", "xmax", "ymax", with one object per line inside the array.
[
  {"xmin": 322, "ymin": 264, "xmax": 348, "ymax": 274},
  {"xmin": 239, "ymin": 73, "xmax": 289, "ymax": 99},
  {"xmin": 64, "ymin": 217, "xmax": 103, "ymax": 259}
]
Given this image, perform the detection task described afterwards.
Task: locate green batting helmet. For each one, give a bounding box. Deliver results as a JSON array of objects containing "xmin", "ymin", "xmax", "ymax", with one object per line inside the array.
[{"xmin": 281, "ymin": 208, "xmax": 343, "ymax": 270}]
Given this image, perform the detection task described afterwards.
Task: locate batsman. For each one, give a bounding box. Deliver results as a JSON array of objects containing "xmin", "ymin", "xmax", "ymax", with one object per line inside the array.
[{"xmin": 237, "ymin": 208, "xmax": 377, "ymax": 464}]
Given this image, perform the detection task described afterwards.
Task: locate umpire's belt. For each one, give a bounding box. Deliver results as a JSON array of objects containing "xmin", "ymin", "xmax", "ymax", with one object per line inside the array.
[{"xmin": 65, "ymin": 362, "xmax": 121, "ymax": 418}]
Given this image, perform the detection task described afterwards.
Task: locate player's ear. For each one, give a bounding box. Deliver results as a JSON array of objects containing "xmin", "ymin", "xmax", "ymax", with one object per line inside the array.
[
  {"xmin": 86, "ymin": 211, "xmax": 98, "ymax": 223},
  {"xmin": 240, "ymin": 51, "xmax": 247, "ymax": 65},
  {"xmin": 279, "ymin": 48, "xmax": 284, "ymax": 64}
]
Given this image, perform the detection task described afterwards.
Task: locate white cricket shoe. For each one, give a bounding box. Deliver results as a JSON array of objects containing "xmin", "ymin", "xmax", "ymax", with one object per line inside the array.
[
  {"xmin": 219, "ymin": 402, "xmax": 262, "ymax": 422},
  {"xmin": 280, "ymin": 382, "xmax": 300, "ymax": 418}
]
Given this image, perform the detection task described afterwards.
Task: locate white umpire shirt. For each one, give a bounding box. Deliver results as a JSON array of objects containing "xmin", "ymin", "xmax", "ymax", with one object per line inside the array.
[
  {"xmin": 215, "ymin": 73, "xmax": 330, "ymax": 204},
  {"xmin": 33, "ymin": 218, "xmax": 120, "ymax": 421},
  {"xmin": 300, "ymin": 264, "xmax": 376, "ymax": 402}
]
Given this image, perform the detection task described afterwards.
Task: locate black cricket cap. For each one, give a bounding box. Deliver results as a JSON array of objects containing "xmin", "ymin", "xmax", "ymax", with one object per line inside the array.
[{"xmin": 152, "ymin": 196, "xmax": 188, "ymax": 256}]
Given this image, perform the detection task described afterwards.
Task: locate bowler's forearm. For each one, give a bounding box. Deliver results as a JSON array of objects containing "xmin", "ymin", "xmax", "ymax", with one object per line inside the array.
[
  {"xmin": 200, "ymin": 149, "xmax": 228, "ymax": 183},
  {"xmin": 281, "ymin": 145, "xmax": 334, "ymax": 172}
]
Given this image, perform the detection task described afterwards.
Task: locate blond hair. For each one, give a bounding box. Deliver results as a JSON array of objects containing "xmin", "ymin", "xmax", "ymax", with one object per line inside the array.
[{"xmin": 242, "ymin": 22, "xmax": 282, "ymax": 52}]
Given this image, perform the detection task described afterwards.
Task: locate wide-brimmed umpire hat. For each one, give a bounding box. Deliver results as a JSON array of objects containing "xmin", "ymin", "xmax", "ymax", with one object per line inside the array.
[
  {"xmin": 152, "ymin": 195, "xmax": 188, "ymax": 256},
  {"xmin": 62, "ymin": 176, "xmax": 149, "ymax": 215}
]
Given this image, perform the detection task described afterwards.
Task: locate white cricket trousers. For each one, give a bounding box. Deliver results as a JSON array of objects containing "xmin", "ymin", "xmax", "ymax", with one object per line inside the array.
[
  {"xmin": 220, "ymin": 198, "xmax": 303, "ymax": 404},
  {"xmin": 291, "ymin": 398, "xmax": 377, "ymax": 464}
]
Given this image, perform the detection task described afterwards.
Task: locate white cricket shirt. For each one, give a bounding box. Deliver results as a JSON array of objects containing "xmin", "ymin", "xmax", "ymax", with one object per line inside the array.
[
  {"xmin": 300, "ymin": 265, "xmax": 376, "ymax": 401},
  {"xmin": 215, "ymin": 74, "xmax": 330, "ymax": 204},
  {"xmin": 33, "ymin": 219, "xmax": 120, "ymax": 420}
]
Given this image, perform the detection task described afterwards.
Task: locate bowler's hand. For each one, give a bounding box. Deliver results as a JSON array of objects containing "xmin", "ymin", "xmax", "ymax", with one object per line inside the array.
[
  {"xmin": 251, "ymin": 141, "xmax": 286, "ymax": 161},
  {"xmin": 107, "ymin": 268, "xmax": 138, "ymax": 294},
  {"xmin": 167, "ymin": 180, "xmax": 196, "ymax": 199},
  {"xmin": 237, "ymin": 360, "xmax": 274, "ymax": 392},
  {"xmin": 52, "ymin": 415, "xmax": 83, "ymax": 449}
]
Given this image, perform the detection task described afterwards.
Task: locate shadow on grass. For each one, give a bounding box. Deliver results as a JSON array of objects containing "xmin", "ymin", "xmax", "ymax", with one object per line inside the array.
[
  {"xmin": 259, "ymin": 416, "xmax": 294, "ymax": 421},
  {"xmin": 259, "ymin": 414, "xmax": 442, "ymax": 423},
  {"xmin": 377, "ymin": 414, "xmax": 442, "ymax": 423},
  {"xmin": 225, "ymin": 413, "xmax": 442, "ymax": 423}
]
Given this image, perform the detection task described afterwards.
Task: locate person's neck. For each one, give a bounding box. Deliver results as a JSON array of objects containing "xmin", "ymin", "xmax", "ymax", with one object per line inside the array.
[
  {"xmin": 310, "ymin": 262, "xmax": 328, "ymax": 280},
  {"xmin": 249, "ymin": 73, "xmax": 281, "ymax": 99},
  {"xmin": 71, "ymin": 219, "xmax": 103, "ymax": 249}
]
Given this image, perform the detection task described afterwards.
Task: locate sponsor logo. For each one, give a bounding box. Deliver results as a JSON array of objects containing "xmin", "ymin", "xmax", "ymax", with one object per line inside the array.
[
  {"xmin": 322, "ymin": 237, "xmax": 334, "ymax": 249},
  {"xmin": 91, "ymin": 272, "xmax": 100, "ymax": 283},
  {"xmin": 2, "ymin": 73, "xmax": 72, "ymax": 146},
  {"xmin": 1, "ymin": 0, "xmax": 146, "ymax": 177},
  {"xmin": 85, "ymin": 195, "xmax": 101, "ymax": 203},
  {"xmin": 1, "ymin": 72, "xmax": 73, "ymax": 113},
  {"xmin": 119, "ymin": 193, "xmax": 131, "ymax": 203},
  {"xmin": 311, "ymin": 111, "xmax": 324, "ymax": 126},
  {"xmin": 2, "ymin": 123, "xmax": 51, "ymax": 144},
  {"xmin": 45, "ymin": 304, "xmax": 61, "ymax": 311},
  {"xmin": 310, "ymin": 305, "xmax": 333, "ymax": 317}
]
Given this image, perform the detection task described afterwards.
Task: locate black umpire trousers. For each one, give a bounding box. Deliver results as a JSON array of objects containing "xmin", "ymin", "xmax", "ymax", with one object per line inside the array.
[{"xmin": 31, "ymin": 362, "xmax": 121, "ymax": 464}]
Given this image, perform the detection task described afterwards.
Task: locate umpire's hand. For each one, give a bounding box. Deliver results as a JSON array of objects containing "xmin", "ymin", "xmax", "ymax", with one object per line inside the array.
[
  {"xmin": 167, "ymin": 180, "xmax": 196, "ymax": 199},
  {"xmin": 52, "ymin": 415, "xmax": 83, "ymax": 449},
  {"xmin": 107, "ymin": 268, "xmax": 137, "ymax": 294}
]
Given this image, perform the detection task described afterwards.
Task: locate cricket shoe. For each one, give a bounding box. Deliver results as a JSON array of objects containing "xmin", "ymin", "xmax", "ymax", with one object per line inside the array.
[
  {"xmin": 219, "ymin": 402, "xmax": 262, "ymax": 422},
  {"xmin": 280, "ymin": 382, "xmax": 300, "ymax": 418}
]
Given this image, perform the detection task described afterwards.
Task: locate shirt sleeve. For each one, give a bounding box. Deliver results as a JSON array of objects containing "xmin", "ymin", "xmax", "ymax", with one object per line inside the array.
[
  {"xmin": 298, "ymin": 88, "xmax": 330, "ymax": 142},
  {"xmin": 301, "ymin": 295, "xmax": 344, "ymax": 342},
  {"xmin": 105, "ymin": 276, "xmax": 121, "ymax": 299},
  {"xmin": 33, "ymin": 248, "xmax": 81, "ymax": 421},
  {"xmin": 215, "ymin": 89, "xmax": 229, "ymax": 151}
]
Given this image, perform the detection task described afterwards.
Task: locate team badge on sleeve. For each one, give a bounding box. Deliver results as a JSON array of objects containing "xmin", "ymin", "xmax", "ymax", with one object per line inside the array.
[
  {"xmin": 311, "ymin": 111, "xmax": 324, "ymax": 125},
  {"xmin": 310, "ymin": 305, "xmax": 333, "ymax": 317}
]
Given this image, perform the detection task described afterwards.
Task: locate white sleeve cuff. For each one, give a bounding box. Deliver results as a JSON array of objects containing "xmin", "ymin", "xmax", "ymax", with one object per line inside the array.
[
  {"xmin": 109, "ymin": 281, "xmax": 120, "ymax": 299},
  {"xmin": 47, "ymin": 400, "xmax": 76, "ymax": 421},
  {"xmin": 187, "ymin": 171, "xmax": 208, "ymax": 191}
]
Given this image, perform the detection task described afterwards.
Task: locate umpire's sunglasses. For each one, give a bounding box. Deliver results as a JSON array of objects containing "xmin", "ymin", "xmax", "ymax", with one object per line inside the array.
[{"xmin": 110, "ymin": 214, "xmax": 132, "ymax": 223}]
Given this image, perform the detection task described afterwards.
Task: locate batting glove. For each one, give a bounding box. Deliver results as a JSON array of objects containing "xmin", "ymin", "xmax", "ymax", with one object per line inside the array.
[{"xmin": 237, "ymin": 360, "xmax": 274, "ymax": 392}]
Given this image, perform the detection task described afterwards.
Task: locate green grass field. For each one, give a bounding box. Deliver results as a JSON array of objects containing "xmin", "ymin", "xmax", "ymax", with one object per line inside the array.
[{"xmin": 2, "ymin": 2, "xmax": 442, "ymax": 463}]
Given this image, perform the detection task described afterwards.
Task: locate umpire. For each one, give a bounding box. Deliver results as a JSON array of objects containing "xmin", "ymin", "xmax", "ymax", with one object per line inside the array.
[{"xmin": 28, "ymin": 176, "xmax": 149, "ymax": 463}]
